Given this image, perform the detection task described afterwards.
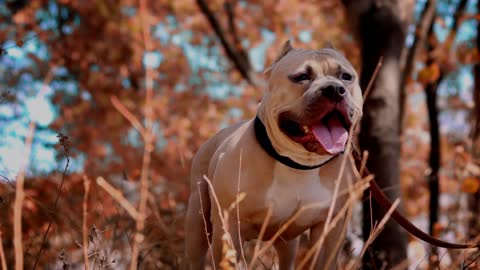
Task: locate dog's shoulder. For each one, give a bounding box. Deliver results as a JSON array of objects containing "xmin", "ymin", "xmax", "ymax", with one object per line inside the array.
[{"xmin": 191, "ymin": 120, "xmax": 250, "ymax": 176}]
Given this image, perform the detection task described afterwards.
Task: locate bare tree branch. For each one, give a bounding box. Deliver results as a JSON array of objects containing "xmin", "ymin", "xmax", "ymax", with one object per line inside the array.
[
  {"xmin": 424, "ymin": 0, "xmax": 468, "ymax": 265},
  {"xmin": 196, "ymin": 0, "xmax": 254, "ymax": 85},
  {"xmin": 224, "ymin": 1, "xmax": 249, "ymax": 68},
  {"xmin": 399, "ymin": 0, "xmax": 437, "ymax": 130}
]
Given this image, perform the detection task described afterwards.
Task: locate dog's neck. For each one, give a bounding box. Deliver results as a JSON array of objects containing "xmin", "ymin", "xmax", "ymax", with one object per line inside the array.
[{"xmin": 253, "ymin": 116, "xmax": 338, "ymax": 170}]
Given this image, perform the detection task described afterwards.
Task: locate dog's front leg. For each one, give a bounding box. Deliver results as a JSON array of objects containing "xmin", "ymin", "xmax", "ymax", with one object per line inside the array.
[
  {"xmin": 309, "ymin": 218, "xmax": 346, "ymax": 270},
  {"xmin": 210, "ymin": 210, "xmax": 245, "ymax": 269},
  {"xmin": 274, "ymin": 237, "xmax": 299, "ymax": 270}
]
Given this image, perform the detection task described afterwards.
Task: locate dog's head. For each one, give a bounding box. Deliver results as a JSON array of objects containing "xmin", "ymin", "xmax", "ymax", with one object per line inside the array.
[{"xmin": 258, "ymin": 41, "xmax": 363, "ymax": 166}]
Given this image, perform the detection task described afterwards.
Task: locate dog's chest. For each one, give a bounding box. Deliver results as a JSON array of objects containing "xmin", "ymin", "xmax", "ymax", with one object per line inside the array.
[{"xmin": 264, "ymin": 163, "xmax": 332, "ymax": 227}]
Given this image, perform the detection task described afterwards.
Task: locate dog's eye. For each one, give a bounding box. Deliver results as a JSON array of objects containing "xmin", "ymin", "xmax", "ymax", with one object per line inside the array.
[
  {"xmin": 292, "ymin": 73, "xmax": 311, "ymax": 83},
  {"xmin": 340, "ymin": 72, "xmax": 353, "ymax": 81}
]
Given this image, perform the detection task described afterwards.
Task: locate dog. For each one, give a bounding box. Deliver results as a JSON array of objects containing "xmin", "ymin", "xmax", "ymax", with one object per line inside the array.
[{"xmin": 184, "ymin": 41, "xmax": 363, "ymax": 270}]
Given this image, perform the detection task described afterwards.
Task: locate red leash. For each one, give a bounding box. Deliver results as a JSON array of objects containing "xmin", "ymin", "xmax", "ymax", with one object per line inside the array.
[{"xmin": 352, "ymin": 149, "xmax": 480, "ymax": 249}]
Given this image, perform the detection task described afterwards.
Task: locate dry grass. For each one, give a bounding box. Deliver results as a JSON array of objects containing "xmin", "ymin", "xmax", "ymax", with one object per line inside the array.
[
  {"xmin": 82, "ymin": 176, "xmax": 91, "ymax": 270},
  {"xmin": 13, "ymin": 121, "xmax": 35, "ymax": 270}
]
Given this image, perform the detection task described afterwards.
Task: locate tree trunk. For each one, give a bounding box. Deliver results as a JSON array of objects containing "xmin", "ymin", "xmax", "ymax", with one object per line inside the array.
[
  {"xmin": 424, "ymin": 15, "xmax": 441, "ymax": 239},
  {"xmin": 424, "ymin": 17, "xmax": 441, "ymax": 265},
  {"xmin": 341, "ymin": 0, "xmax": 413, "ymax": 268},
  {"xmin": 468, "ymin": 0, "xmax": 480, "ymax": 239}
]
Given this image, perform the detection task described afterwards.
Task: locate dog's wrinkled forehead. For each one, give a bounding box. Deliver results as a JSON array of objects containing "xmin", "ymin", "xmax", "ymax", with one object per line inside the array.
[
  {"xmin": 265, "ymin": 41, "xmax": 356, "ymax": 80},
  {"xmin": 275, "ymin": 49, "xmax": 355, "ymax": 77}
]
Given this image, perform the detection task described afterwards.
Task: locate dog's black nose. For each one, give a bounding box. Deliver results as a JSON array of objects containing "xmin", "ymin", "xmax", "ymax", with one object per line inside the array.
[{"xmin": 321, "ymin": 84, "xmax": 346, "ymax": 102}]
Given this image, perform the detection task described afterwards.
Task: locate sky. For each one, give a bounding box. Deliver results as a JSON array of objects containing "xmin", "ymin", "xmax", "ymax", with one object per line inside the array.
[{"xmin": 0, "ymin": 0, "xmax": 478, "ymax": 180}]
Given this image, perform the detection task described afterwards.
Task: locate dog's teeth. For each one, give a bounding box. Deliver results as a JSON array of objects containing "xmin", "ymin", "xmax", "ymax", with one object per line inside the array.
[{"xmin": 303, "ymin": 126, "xmax": 310, "ymax": 133}]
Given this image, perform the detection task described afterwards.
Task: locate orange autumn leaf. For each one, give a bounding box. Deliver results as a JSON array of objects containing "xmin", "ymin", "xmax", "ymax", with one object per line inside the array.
[
  {"xmin": 462, "ymin": 177, "xmax": 480, "ymax": 194},
  {"xmin": 433, "ymin": 222, "xmax": 446, "ymax": 237},
  {"xmin": 417, "ymin": 63, "xmax": 441, "ymax": 85}
]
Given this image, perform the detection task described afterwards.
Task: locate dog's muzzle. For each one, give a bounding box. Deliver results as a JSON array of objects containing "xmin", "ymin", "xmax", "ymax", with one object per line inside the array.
[{"xmin": 320, "ymin": 83, "xmax": 346, "ymax": 103}]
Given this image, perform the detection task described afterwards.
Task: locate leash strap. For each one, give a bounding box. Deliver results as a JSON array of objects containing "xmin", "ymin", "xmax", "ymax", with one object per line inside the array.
[{"xmin": 352, "ymin": 149, "xmax": 480, "ymax": 249}]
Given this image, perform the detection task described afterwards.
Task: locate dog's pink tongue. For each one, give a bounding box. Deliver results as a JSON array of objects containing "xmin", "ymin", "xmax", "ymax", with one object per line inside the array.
[{"xmin": 312, "ymin": 115, "xmax": 348, "ymax": 154}]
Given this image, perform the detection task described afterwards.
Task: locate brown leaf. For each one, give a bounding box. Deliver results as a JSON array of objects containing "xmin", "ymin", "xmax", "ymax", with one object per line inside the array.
[{"xmin": 462, "ymin": 177, "xmax": 480, "ymax": 194}]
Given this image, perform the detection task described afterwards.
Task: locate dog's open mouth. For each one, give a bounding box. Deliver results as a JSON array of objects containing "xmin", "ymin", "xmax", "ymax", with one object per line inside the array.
[{"xmin": 279, "ymin": 110, "xmax": 350, "ymax": 155}]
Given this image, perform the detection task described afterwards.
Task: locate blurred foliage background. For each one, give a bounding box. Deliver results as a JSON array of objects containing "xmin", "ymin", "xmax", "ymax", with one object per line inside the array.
[{"xmin": 0, "ymin": 0, "xmax": 479, "ymax": 269}]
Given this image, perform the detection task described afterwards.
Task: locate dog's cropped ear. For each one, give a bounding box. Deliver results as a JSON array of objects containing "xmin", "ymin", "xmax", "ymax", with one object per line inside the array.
[
  {"xmin": 325, "ymin": 41, "xmax": 336, "ymax": 50},
  {"xmin": 264, "ymin": 40, "xmax": 294, "ymax": 77}
]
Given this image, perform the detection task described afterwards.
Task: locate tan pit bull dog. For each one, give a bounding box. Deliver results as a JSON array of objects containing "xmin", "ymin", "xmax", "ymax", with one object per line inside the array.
[{"xmin": 184, "ymin": 41, "xmax": 363, "ymax": 270}]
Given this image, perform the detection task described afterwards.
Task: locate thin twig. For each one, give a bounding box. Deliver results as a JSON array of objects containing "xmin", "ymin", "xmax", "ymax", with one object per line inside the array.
[
  {"xmin": 82, "ymin": 176, "xmax": 91, "ymax": 270},
  {"xmin": 346, "ymin": 199, "xmax": 401, "ymax": 270},
  {"xmin": 462, "ymin": 251, "xmax": 480, "ymax": 269},
  {"xmin": 296, "ymin": 178, "xmax": 371, "ymax": 270},
  {"xmin": 110, "ymin": 95, "xmax": 146, "ymax": 138},
  {"xmin": 363, "ymin": 57, "xmax": 384, "ymax": 100},
  {"xmin": 399, "ymin": 0, "xmax": 437, "ymax": 130},
  {"xmin": 196, "ymin": 0, "xmax": 254, "ymax": 85},
  {"xmin": 13, "ymin": 121, "xmax": 35, "ymax": 270},
  {"xmin": 32, "ymin": 134, "xmax": 70, "ymax": 269},
  {"xmin": 96, "ymin": 177, "xmax": 139, "ymax": 219},
  {"xmin": 249, "ymin": 207, "xmax": 272, "ymax": 269},
  {"xmin": 0, "ymin": 231, "xmax": 7, "ymax": 270},
  {"xmin": 197, "ymin": 181, "xmax": 216, "ymax": 270},
  {"xmin": 202, "ymin": 175, "xmax": 235, "ymax": 250},
  {"xmin": 307, "ymin": 118, "xmax": 358, "ymax": 269},
  {"xmin": 236, "ymin": 149, "xmax": 247, "ymax": 267},
  {"xmin": 26, "ymin": 69, "xmax": 56, "ymax": 270},
  {"xmin": 130, "ymin": 0, "xmax": 155, "ymax": 268},
  {"xmin": 147, "ymin": 195, "xmax": 171, "ymax": 236},
  {"xmin": 248, "ymin": 177, "xmax": 372, "ymax": 269}
]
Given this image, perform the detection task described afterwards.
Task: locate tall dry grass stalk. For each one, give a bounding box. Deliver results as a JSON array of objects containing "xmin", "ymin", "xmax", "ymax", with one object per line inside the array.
[
  {"xmin": 306, "ymin": 124, "xmax": 357, "ymax": 270},
  {"xmin": 82, "ymin": 176, "xmax": 91, "ymax": 270},
  {"xmin": 197, "ymin": 181, "xmax": 216, "ymax": 269},
  {"xmin": 346, "ymin": 199, "xmax": 401, "ymax": 270},
  {"xmin": 13, "ymin": 121, "xmax": 35, "ymax": 270},
  {"xmin": 129, "ymin": 0, "xmax": 155, "ymax": 268},
  {"xmin": 16, "ymin": 68, "xmax": 55, "ymax": 270},
  {"xmin": 0, "ymin": 230, "xmax": 7, "ymax": 270},
  {"xmin": 236, "ymin": 150, "xmax": 247, "ymax": 267},
  {"xmin": 96, "ymin": 177, "xmax": 139, "ymax": 219},
  {"xmin": 296, "ymin": 178, "xmax": 372, "ymax": 270},
  {"xmin": 363, "ymin": 57, "xmax": 383, "ymax": 100}
]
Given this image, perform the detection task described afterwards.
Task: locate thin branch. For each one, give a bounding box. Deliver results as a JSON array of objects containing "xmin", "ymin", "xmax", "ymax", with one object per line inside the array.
[
  {"xmin": 82, "ymin": 176, "xmax": 91, "ymax": 270},
  {"xmin": 12, "ymin": 66, "xmax": 54, "ymax": 265},
  {"xmin": 236, "ymin": 149, "xmax": 247, "ymax": 267},
  {"xmin": 400, "ymin": 0, "xmax": 437, "ymax": 91},
  {"xmin": 423, "ymin": 0, "xmax": 468, "ymax": 257},
  {"xmin": 295, "ymin": 178, "xmax": 372, "ymax": 270},
  {"xmin": 224, "ymin": 1, "xmax": 249, "ymax": 69},
  {"xmin": 110, "ymin": 96, "xmax": 146, "ymax": 138},
  {"xmin": 196, "ymin": 182, "xmax": 216, "ymax": 270},
  {"xmin": 13, "ymin": 121, "xmax": 35, "ymax": 270},
  {"xmin": 363, "ymin": 57, "xmax": 384, "ymax": 100},
  {"xmin": 399, "ymin": 0, "xmax": 437, "ymax": 131},
  {"xmin": 96, "ymin": 177, "xmax": 139, "ymax": 219},
  {"xmin": 346, "ymin": 199, "xmax": 401, "ymax": 270},
  {"xmin": 196, "ymin": 0, "xmax": 253, "ymax": 84},
  {"xmin": 248, "ymin": 176, "xmax": 372, "ymax": 269},
  {"xmin": 306, "ymin": 119, "xmax": 359, "ymax": 270},
  {"xmin": 130, "ymin": 0, "xmax": 155, "ymax": 269},
  {"xmin": 32, "ymin": 133, "xmax": 70, "ymax": 269},
  {"xmin": 445, "ymin": 0, "xmax": 469, "ymax": 49}
]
